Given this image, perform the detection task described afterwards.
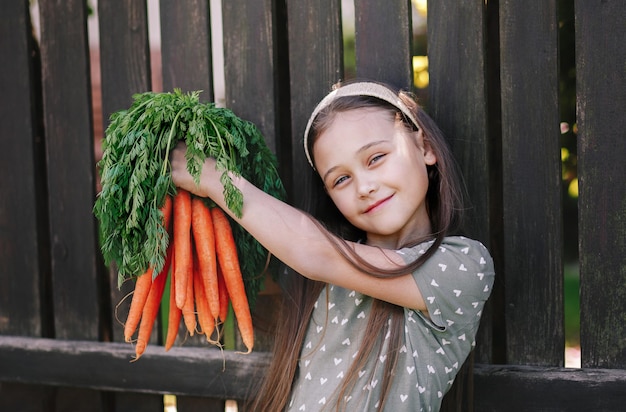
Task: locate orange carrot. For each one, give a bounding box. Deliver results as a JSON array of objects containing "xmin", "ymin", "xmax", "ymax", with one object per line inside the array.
[
  {"xmin": 211, "ymin": 207, "xmax": 253, "ymax": 353},
  {"xmin": 164, "ymin": 267, "xmax": 182, "ymax": 351},
  {"xmin": 134, "ymin": 244, "xmax": 172, "ymax": 359},
  {"xmin": 124, "ymin": 196, "xmax": 173, "ymax": 342},
  {"xmin": 217, "ymin": 264, "xmax": 230, "ymax": 323},
  {"xmin": 173, "ymin": 189, "xmax": 192, "ymax": 309},
  {"xmin": 194, "ymin": 255, "xmax": 216, "ymax": 341},
  {"xmin": 191, "ymin": 197, "xmax": 220, "ymax": 321},
  {"xmin": 161, "ymin": 194, "xmax": 173, "ymax": 233},
  {"xmin": 124, "ymin": 267, "xmax": 153, "ymax": 342},
  {"xmin": 181, "ymin": 245, "xmax": 197, "ymax": 335}
]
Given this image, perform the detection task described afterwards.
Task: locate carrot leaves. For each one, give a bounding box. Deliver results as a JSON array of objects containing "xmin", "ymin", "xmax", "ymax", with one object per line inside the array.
[{"xmin": 94, "ymin": 89, "xmax": 285, "ymax": 298}]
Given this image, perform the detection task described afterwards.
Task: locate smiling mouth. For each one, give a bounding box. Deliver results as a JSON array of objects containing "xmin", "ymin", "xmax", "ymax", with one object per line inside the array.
[{"xmin": 364, "ymin": 195, "xmax": 393, "ymax": 213}]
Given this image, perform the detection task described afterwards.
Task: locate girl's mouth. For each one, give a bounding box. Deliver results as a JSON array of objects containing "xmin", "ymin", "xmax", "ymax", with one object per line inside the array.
[{"xmin": 364, "ymin": 195, "xmax": 393, "ymax": 213}]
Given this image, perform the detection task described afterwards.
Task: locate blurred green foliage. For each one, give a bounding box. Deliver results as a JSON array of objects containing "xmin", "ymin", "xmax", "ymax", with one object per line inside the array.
[{"xmin": 564, "ymin": 263, "xmax": 580, "ymax": 346}]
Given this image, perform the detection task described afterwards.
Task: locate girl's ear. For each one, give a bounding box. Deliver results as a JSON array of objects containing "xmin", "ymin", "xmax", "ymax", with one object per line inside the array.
[{"xmin": 416, "ymin": 129, "xmax": 437, "ymax": 166}]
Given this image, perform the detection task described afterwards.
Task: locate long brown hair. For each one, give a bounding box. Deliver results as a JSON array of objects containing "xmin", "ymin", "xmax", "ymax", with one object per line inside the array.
[{"xmin": 249, "ymin": 83, "xmax": 466, "ymax": 411}]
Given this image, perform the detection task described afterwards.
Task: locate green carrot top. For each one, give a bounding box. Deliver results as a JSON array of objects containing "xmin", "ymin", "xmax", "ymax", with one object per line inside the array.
[{"xmin": 94, "ymin": 89, "xmax": 285, "ymax": 304}]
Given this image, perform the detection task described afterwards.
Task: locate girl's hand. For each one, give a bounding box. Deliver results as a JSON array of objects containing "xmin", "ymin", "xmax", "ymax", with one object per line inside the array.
[{"xmin": 170, "ymin": 142, "xmax": 215, "ymax": 198}]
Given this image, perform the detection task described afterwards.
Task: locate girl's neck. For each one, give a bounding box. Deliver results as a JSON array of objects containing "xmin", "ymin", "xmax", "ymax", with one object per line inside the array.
[{"xmin": 366, "ymin": 225, "xmax": 433, "ymax": 249}]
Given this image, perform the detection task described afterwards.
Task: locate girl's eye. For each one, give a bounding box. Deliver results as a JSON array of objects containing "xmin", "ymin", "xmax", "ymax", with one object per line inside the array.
[
  {"xmin": 369, "ymin": 153, "xmax": 385, "ymax": 165},
  {"xmin": 333, "ymin": 175, "xmax": 349, "ymax": 187}
]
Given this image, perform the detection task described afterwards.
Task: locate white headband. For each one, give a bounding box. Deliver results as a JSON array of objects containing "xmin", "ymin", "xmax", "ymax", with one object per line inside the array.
[{"xmin": 303, "ymin": 81, "xmax": 420, "ymax": 168}]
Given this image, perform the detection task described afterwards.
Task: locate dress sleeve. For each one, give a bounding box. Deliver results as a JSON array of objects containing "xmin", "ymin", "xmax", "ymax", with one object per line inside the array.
[{"xmin": 396, "ymin": 237, "xmax": 495, "ymax": 331}]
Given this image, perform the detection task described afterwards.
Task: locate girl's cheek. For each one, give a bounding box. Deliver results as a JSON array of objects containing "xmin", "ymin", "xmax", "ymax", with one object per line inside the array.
[{"xmin": 333, "ymin": 196, "xmax": 353, "ymax": 217}]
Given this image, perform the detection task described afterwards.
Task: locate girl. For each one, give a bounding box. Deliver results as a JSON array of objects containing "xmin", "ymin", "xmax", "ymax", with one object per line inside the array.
[{"xmin": 170, "ymin": 81, "xmax": 495, "ymax": 411}]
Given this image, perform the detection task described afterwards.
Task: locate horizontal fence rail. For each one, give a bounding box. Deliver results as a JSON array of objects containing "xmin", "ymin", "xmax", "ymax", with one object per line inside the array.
[
  {"xmin": 0, "ymin": 336, "xmax": 270, "ymax": 400},
  {"xmin": 2, "ymin": 337, "xmax": 626, "ymax": 411}
]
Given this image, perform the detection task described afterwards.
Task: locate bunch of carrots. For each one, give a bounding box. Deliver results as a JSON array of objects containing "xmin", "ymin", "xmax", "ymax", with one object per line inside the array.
[{"xmin": 123, "ymin": 190, "xmax": 253, "ymax": 360}]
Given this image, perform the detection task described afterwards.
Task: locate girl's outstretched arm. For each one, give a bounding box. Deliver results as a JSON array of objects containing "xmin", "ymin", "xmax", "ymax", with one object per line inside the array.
[{"xmin": 170, "ymin": 142, "xmax": 426, "ymax": 312}]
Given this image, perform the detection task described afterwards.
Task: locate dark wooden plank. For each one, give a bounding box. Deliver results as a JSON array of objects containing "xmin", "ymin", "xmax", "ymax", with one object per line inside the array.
[
  {"xmin": 38, "ymin": 0, "xmax": 106, "ymax": 408},
  {"xmin": 177, "ymin": 396, "xmax": 223, "ymax": 412},
  {"xmin": 160, "ymin": 4, "xmax": 246, "ymax": 406},
  {"xmin": 427, "ymin": 0, "xmax": 495, "ymax": 366},
  {"xmin": 152, "ymin": 0, "xmax": 213, "ymax": 353},
  {"xmin": 0, "ymin": 3, "xmax": 54, "ymax": 410},
  {"xmin": 0, "ymin": 336, "xmax": 271, "ymax": 401},
  {"xmin": 160, "ymin": 0, "xmax": 213, "ymax": 98},
  {"xmin": 222, "ymin": 0, "xmax": 283, "ymax": 362},
  {"xmin": 0, "ymin": 0, "xmax": 50, "ymax": 339},
  {"xmin": 427, "ymin": 3, "xmax": 494, "ymax": 409},
  {"xmin": 575, "ymin": 0, "xmax": 626, "ymax": 369},
  {"xmin": 108, "ymin": 273, "xmax": 166, "ymax": 411},
  {"xmin": 98, "ymin": 0, "xmax": 152, "ymax": 120},
  {"xmin": 39, "ymin": 0, "xmax": 101, "ymax": 341},
  {"xmin": 427, "ymin": 0, "xmax": 491, "ymax": 252},
  {"xmin": 481, "ymin": 0, "xmax": 506, "ymax": 366},
  {"xmin": 96, "ymin": 12, "xmax": 164, "ymax": 410},
  {"xmin": 158, "ymin": 3, "xmax": 224, "ymax": 408},
  {"xmin": 222, "ymin": 0, "xmax": 278, "ymax": 152},
  {"xmin": 96, "ymin": 17, "xmax": 165, "ymax": 412},
  {"xmin": 498, "ymin": 0, "xmax": 563, "ymax": 366},
  {"xmin": 285, "ymin": 0, "xmax": 343, "ymax": 209},
  {"xmin": 98, "ymin": 0, "xmax": 154, "ymax": 350},
  {"xmin": 107, "ymin": 392, "xmax": 163, "ymax": 412},
  {"xmin": 156, "ymin": 0, "xmax": 212, "ymax": 348},
  {"xmin": 6, "ymin": 335, "xmax": 626, "ymax": 410},
  {"xmin": 0, "ymin": 382, "xmax": 55, "ymax": 412},
  {"xmin": 110, "ymin": 278, "xmax": 165, "ymax": 412},
  {"xmin": 354, "ymin": 0, "xmax": 413, "ymax": 88},
  {"xmin": 474, "ymin": 364, "xmax": 626, "ymax": 411}
]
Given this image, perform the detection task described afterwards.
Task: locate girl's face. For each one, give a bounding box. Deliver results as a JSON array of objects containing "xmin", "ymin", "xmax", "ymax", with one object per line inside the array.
[{"xmin": 312, "ymin": 107, "xmax": 437, "ymax": 249}]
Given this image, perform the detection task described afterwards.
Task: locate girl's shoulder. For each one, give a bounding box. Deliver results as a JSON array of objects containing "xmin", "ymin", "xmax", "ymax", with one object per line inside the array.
[
  {"xmin": 397, "ymin": 236, "xmax": 495, "ymax": 329},
  {"xmin": 398, "ymin": 235, "xmax": 493, "ymax": 269}
]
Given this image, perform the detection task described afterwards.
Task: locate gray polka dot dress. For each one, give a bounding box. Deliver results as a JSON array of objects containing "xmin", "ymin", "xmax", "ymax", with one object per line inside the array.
[{"xmin": 286, "ymin": 236, "xmax": 495, "ymax": 411}]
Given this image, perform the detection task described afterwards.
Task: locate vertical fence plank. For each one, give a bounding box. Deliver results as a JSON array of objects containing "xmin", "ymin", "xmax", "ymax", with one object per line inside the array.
[
  {"xmin": 98, "ymin": 0, "xmax": 153, "ymax": 345},
  {"xmin": 223, "ymin": 0, "xmax": 278, "ymax": 152},
  {"xmin": 222, "ymin": 2, "xmax": 284, "ymax": 408},
  {"xmin": 160, "ymin": 0, "xmax": 213, "ymax": 98},
  {"xmin": 0, "ymin": 2, "xmax": 55, "ymax": 411},
  {"xmin": 428, "ymin": 1, "xmax": 493, "ymax": 409},
  {"xmin": 482, "ymin": 0, "xmax": 505, "ymax": 366},
  {"xmin": 428, "ymin": 0, "xmax": 491, "ymax": 249},
  {"xmin": 158, "ymin": 2, "xmax": 224, "ymax": 410},
  {"xmin": 99, "ymin": 0, "xmax": 152, "ymax": 118},
  {"xmin": 98, "ymin": 2, "xmax": 164, "ymax": 410},
  {"xmin": 286, "ymin": 0, "xmax": 343, "ymax": 209},
  {"xmin": 98, "ymin": 0, "xmax": 155, "ymax": 352},
  {"xmin": 222, "ymin": 0, "xmax": 280, "ymax": 342},
  {"xmin": 427, "ymin": 0, "xmax": 494, "ymax": 299},
  {"xmin": 0, "ymin": 0, "xmax": 49, "ymax": 342},
  {"xmin": 353, "ymin": 0, "xmax": 413, "ymax": 88},
  {"xmin": 499, "ymin": 0, "xmax": 563, "ymax": 366},
  {"xmin": 39, "ymin": 0, "xmax": 100, "ymax": 341},
  {"xmin": 159, "ymin": 0, "xmax": 214, "ymax": 354},
  {"xmin": 38, "ymin": 0, "xmax": 108, "ymax": 409},
  {"xmin": 576, "ymin": 0, "xmax": 626, "ymax": 370}
]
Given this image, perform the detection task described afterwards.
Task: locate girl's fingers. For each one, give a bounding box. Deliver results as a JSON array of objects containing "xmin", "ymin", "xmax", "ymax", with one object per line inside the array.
[
  {"xmin": 170, "ymin": 143, "xmax": 187, "ymax": 173},
  {"xmin": 170, "ymin": 143, "xmax": 196, "ymax": 192},
  {"xmin": 171, "ymin": 143, "xmax": 217, "ymax": 198}
]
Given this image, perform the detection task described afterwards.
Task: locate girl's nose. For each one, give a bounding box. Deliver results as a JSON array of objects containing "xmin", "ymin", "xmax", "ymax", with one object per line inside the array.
[{"xmin": 356, "ymin": 175, "xmax": 378, "ymax": 197}]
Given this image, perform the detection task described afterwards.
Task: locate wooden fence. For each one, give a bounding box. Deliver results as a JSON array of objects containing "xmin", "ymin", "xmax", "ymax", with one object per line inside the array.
[{"xmin": 1, "ymin": 0, "xmax": 625, "ymax": 411}]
